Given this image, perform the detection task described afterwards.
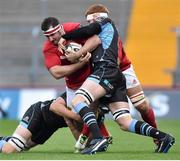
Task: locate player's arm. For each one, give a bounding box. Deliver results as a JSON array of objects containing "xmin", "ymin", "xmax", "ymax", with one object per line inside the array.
[
  {"xmin": 55, "ymin": 105, "xmax": 81, "ymax": 122},
  {"xmin": 62, "ymin": 22, "xmax": 102, "ymax": 40},
  {"xmin": 50, "ymin": 97, "xmax": 81, "ymax": 122},
  {"xmin": 49, "ymin": 54, "xmax": 91, "ymax": 79},
  {"xmin": 49, "ymin": 61, "xmax": 87, "ymax": 80},
  {"xmin": 76, "ymin": 35, "xmax": 101, "ymax": 57},
  {"xmin": 1, "ymin": 124, "xmax": 33, "ymax": 153},
  {"xmin": 65, "ymin": 35, "xmax": 101, "ymax": 62},
  {"xmin": 63, "ymin": 117, "xmax": 81, "ymax": 140}
]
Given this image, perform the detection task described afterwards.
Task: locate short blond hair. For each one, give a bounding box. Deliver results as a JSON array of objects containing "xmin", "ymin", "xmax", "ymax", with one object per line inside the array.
[{"xmin": 85, "ymin": 4, "xmax": 109, "ymax": 17}]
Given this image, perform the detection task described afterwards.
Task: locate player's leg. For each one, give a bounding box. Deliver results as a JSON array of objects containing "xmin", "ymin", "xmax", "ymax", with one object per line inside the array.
[
  {"xmin": 127, "ymin": 85, "xmax": 157, "ymax": 128},
  {"xmin": 123, "ymin": 65, "xmax": 157, "ymax": 128},
  {"xmin": 97, "ymin": 107, "xmax": 112, "ymax": 139},
  {"xmin": 72, "ymin": 79, "xmax": 108, "ymax": 154},
  {"xmin": 109, "ymin": 90, "xmax": 175, "ymax": 153},
  {"xmin": 74, "ymin": 110, "xmax": 112, "ymax": 153},
  {"xmin": 74, "ymin": 125, "xmax": 89, "ymax": 153},
  {"xmin": 123, "ymin": 65, "xmax": 158, "ymax": 145},
  {"xmin": 2, "ymin": 100, "xmax": 55, "ymax": 153},
  {"xmin": 1, "ymin": 124, "xmax": 33, "ymax": 153},
  {"xmin": 0, "ymin": 101, "xmax": 45, "ymax": 153}
]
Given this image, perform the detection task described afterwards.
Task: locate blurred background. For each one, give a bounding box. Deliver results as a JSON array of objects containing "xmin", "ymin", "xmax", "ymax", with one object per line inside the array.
[{"xmin": 0, "ymin": 0, "xmax": 180, "ymax": 120}]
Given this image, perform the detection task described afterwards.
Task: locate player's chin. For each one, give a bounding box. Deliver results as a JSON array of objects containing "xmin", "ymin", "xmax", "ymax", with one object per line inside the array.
[{"xmin": 53, "ymin": 40, "xmax": 58, "ymax": 45}]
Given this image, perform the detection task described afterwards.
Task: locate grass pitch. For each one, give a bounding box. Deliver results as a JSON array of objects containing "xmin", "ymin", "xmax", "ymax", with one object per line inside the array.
[{"xmin": 0, "ymin": 119, "xmax": 179, "ymax": 160}]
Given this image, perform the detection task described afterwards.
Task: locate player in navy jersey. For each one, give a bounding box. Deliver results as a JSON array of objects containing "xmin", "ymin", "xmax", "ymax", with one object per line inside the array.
[
  {"xmin": 59, "ymin": 4, "xmax": 175, "ymax": 154},
  {"xmin": 0, "ymin": 92, "xmax": 83, "ymax": 153}
]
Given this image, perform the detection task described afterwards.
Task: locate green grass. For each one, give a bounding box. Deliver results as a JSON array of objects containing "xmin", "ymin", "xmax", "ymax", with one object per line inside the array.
[{"xmin": 0, "ymin": 119, "xmax": 180, "ymax": 160}]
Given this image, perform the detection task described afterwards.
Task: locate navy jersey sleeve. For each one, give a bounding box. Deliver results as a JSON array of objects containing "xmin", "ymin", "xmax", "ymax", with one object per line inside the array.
[{"xmin": 62, "ymin": 22, "xmax": 102, "ymax": 40}]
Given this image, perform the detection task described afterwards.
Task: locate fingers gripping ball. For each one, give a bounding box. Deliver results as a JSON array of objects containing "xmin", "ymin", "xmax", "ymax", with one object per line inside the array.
[{"xmin": 65, "ymin": 42, "xmax": 82, "ymax": 53}]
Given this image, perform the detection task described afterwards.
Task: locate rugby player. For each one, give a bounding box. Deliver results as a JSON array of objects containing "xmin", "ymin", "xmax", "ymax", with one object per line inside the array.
[
  {"xmin": 65, "ymin": 3, "xmax": 158, "ymax": 149},
  {"xmin": 0, "ymin": 93, "xmax": 81, "ymax": 153},
  {"xmin": 59, "ymin": 4, "xmax": 175, "ymax": 154},
  {"xmin": 41, "ymin": 17, "xmax": 112, "ymax": 152}
]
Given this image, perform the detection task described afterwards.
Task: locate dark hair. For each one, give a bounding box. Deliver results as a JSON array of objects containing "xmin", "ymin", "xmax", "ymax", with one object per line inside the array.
[{"xmin": 41, "ymin": 17, "xmax": 60, "ymax": 31}]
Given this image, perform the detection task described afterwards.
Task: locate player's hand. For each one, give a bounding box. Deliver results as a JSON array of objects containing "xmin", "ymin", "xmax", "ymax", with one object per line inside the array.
[
  {"xmin": 65, "ymin": 51, "xmax": 80, "ymax": 63},
  {"xmin": 58, "ymin": 38, "xmax": 66, "ymax": 53},
  {"xmin": 76, "ymin": 115, "xmax": 82, "ymax": 122},
  {"xmin": 79, "ymin": 52, "xmax": 91, "ymax": 63}
]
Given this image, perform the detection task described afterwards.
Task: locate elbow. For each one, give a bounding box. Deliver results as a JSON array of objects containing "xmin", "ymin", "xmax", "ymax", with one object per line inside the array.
[
  {"xmin": 96, "ymin": 37, "xmax": 101, "ymax": 45},
  {"xmin": 52, "ymin": 74, "xmax": 62, "ymax": 80},
  {"xmin": 49, "ymin": 97, "xmax": 66, "ymax": 116},
  {"xmin": 51, "ymin": 71, "xmax": 64, "ymax": 79},
  {"xmin": 50, "ymin": 103, "xmax": 57, "ymax": 114},
  {"xmin": 49, "ymin": 70, "xmax": 64, "ymax": 79}
]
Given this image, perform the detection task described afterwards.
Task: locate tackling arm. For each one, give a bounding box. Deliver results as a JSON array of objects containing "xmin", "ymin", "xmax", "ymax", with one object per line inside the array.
[
  {"xmin": 62, "ymin": 22, "xmax": 102, "ymax": 40},
  {"xmin": 65, "ymin": 35, "xmax": 101, "ymax": 62},
  {"xmin": 50, "ymin": 97, "xmax": 81, "ymax": 122},
  {"xmin": 49, "ymin": 53, "xmax": 90, "ymax": 79}
]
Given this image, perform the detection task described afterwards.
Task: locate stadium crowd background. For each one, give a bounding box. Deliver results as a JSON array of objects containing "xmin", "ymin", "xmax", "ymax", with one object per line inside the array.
[{"xmin": 0, "ymin": 0, "xmax": 180, "ymax": 120}]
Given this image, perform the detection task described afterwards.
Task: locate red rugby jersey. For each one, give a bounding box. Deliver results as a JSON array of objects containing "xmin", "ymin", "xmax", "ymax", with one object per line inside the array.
[
  {"xmin": 42, "ymin": 22, "xmax": 91, "ymax": 89},
  {"xmin": 118, "ymin": 38, "xmax": 131, "ymax": 71}
]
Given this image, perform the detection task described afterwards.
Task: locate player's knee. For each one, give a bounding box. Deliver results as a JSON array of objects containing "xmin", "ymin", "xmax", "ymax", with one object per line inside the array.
[
  {"xmin": 130, "ymin": 91, "xmax": 147, "ymax": 111},
  {"xmin": 71, "ymin": 95, "xmax": 84, "ymax": 108},
  {"xmin": 7, "ymin": 134, "xmax": 27, "ymax": 152},
  {"xmin": 2, "ymin": 143, "xmax": 18, "ymax": 153},
  {"xmin": 112, "ymin": 108, "xmax": 131, "ymax": 131},
  {"xmin": 73, "ymin": 88, "xmax": 94, "ymax": 106},
  {"xmin": 135, "ymin": 100, "xmax": 149, "ymax": 114}
]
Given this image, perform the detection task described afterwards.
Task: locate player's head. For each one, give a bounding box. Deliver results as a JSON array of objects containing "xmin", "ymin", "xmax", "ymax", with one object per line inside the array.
[
  {"xmin": 41, "ymin": 17, "xmax": 65, "ymax": 45},
  {"xmin": 85, "ymin": 4, "xmax": 109, "ymax": 23}
]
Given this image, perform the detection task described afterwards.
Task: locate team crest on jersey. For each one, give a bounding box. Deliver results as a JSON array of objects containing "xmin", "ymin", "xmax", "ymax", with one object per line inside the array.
[{"xmin": 133, "ymin": 79, "xmax": 137, "ymax": 85}]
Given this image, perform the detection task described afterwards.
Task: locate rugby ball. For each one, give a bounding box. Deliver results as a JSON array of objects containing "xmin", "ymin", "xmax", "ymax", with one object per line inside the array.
[{"xmin": 65, "ymin": 42, "xmax": 82, "ymax": 53}]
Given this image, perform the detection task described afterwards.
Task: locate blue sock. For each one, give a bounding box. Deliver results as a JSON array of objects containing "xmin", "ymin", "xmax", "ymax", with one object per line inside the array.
[
  {"xmin": 128, "ymin": 119, "xmax": 166, "ymax": 140},
  {"xmin": 75, "ymin": 102, "xmax": 102, "ymax": 139},
  {"xmin": 0, "ymin": 140, "xmax": 6, "ymax": 151}
]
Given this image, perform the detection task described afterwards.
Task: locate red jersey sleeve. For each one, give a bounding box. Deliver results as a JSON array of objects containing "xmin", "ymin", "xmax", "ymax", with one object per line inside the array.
[{"xmin": 118, "ymin": 38, "xmax": 131, "ymax": 71}]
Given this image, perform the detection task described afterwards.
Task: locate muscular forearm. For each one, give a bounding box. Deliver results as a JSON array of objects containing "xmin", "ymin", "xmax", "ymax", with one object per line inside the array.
[
  {"xmin": 59, "ymin": 108, "xmax": 81, "ymax": 122},
  {"xmin": 64, "ymin": 118, "xmax": 81, "ymax": 140},
  {"xmin": 49, "ymin": 62, "xmax": 87, "ymax": 79},
  {"xmin": 50, "ymin": 99, "xmax": 81, "ymax": 122},
  {"xmin": 76, "ymin": 35, "xmax": 101, "ymax": 58}
]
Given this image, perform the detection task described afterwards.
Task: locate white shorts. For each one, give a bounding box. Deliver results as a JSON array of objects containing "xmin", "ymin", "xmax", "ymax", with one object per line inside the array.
[
  {"xmin": 66, "ymin": 86, "xmax": 77, "ymax": 109},
  {"xmin": 122, "ymin": 65, "xmax": 140, "ymax": 89}
]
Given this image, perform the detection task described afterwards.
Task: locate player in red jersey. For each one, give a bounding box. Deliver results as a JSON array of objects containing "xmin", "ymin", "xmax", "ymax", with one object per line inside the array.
[
  {"xmin": 42, "ymin": 21, "xmax": 91, "ymax": 90},
  {"xmin": 41, "ymin": 17, "xmax": 112, "ymax": 151}
]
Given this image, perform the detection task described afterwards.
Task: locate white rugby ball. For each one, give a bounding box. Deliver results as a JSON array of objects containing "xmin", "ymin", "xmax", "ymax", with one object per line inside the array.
[{"xmin": 65, "ymin": 42, "xmax": 82, "ymax": 53}]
